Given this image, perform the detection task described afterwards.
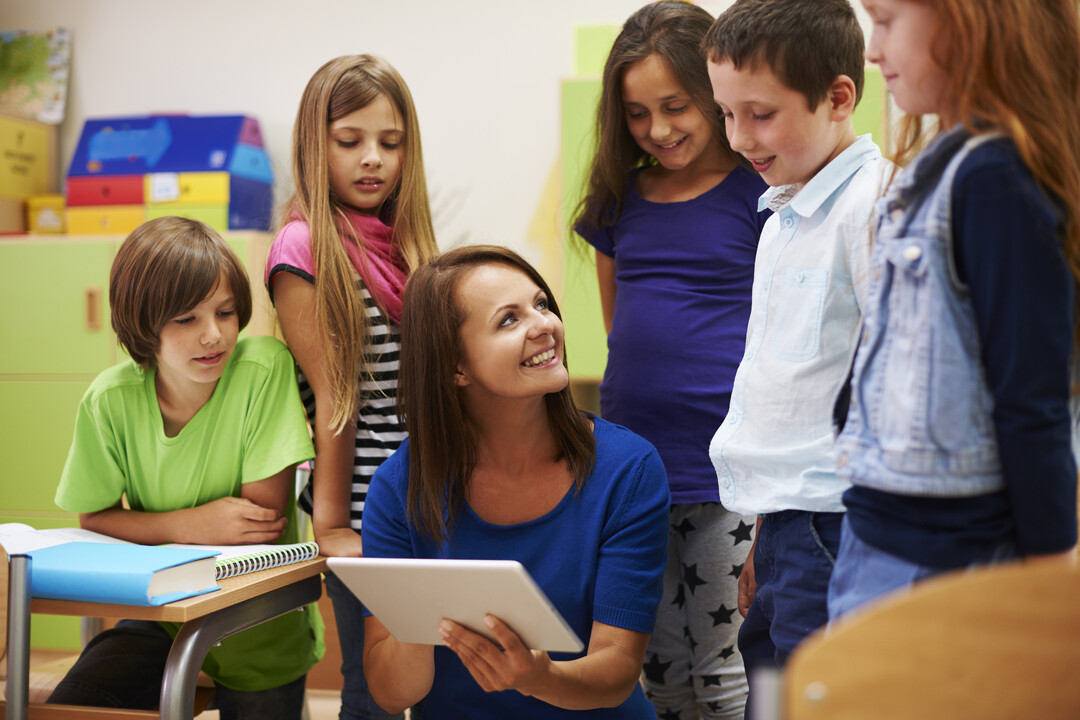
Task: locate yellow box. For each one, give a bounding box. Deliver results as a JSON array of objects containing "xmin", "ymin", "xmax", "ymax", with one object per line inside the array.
[
  {"xmin": 66, "ymin": 205, "xmax": 146, "ymax": 235},
  {"xmin": 0, "ymin": 113, "xmax": 58, "ymax": 198},
  {"xmin": 146, "ymin": 204, "xmax": 228, "ymax": 233},
  {"xmin": 145, "ymin": 172, "xmax": 230, "ymax": 205},
  {"xmin": 0, "ymin": 196, "xmax": 25, "ymax": 233},
  {"xmin": 26, "ymin": 193, "xmax": 66, "ymax": 233}
]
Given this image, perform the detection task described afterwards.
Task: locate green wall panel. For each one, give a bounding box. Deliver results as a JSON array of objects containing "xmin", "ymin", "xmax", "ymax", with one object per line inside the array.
[
  {"xmin": 560, "ymin": 77, "xmax": 607, "ymax": 382},
  {"xmin": 0, "ymin": 380, "xmax": 93, "ymax": 514},
  {"xmin": 0, "ymin": 240, "xmax": 117, "ymax": 375}
]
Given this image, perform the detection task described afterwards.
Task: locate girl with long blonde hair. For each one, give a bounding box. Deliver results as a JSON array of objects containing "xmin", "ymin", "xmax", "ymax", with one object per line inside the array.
[{"xmin": 265, "ymin": 54, "xmax": 437, "ymax": 719}]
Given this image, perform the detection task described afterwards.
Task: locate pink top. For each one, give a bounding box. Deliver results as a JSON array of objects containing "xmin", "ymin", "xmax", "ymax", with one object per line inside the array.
[{"xmin": 264, "ymin": 209, "xmax": 408, "ymax": 324}]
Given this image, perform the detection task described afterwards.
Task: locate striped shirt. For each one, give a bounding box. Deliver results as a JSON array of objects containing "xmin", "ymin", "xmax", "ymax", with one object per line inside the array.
[
  {"xmin": 266, "ymin": 217, "xmax": 408, "ymax": 529},
  {"xmin": 295, "ymin": 286, "xmax": 406, "ymax": 528}
]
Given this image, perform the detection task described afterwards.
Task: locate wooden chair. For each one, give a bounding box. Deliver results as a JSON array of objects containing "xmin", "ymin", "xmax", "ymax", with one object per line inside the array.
[
  {"xmin": 2, "ymin": 546, "xmax": 214, "ymax": 719},
  {"xmin": 769, "ymin": 559, "xmax": 1080, "ymax": 719}
]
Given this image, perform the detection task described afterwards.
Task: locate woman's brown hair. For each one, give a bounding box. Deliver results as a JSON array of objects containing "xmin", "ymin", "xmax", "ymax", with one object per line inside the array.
[{"xmin": 398, "ymin": 245, "xmax": 596, "ymax": 545}]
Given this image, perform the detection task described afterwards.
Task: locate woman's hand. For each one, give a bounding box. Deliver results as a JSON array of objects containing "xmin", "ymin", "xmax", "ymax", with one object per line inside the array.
[{"xmin": 438, "ymin": 615, "xmax": 552, "ymax": 696}]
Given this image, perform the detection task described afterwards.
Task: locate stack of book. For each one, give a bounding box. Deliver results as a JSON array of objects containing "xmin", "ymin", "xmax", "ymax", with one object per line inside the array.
[{"xmin": 0, "ymin": 523, "xmax": 319, "ymax": 606}]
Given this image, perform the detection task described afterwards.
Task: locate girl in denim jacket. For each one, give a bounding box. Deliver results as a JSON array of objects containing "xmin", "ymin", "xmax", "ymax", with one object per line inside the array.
[{"xmin": 829, "ymin": 0, "xmax": 1080, "ymax": 619}]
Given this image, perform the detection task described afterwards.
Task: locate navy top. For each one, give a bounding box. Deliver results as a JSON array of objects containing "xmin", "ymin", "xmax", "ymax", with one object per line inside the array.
[
  {"xmin": 577, "ymin": 165, "xmax": 769, "ymax": 503},
  {"xmin": 362, "ymin": 417, "xmax": 670, "ymax": 719},
  {"xmin": 844, "ymin": 139, "xmax": 1077, "ymax": 567}
]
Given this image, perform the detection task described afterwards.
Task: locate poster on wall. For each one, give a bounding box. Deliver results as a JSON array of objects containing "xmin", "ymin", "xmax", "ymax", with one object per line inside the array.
[{"xmin": 0, "ymin": 27, "xmax": 71, "ymax": 124}]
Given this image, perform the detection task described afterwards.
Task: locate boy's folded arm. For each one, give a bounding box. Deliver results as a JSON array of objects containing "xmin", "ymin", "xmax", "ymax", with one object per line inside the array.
[{"xmin": 78, "ymin": 470, "xmax": 293, "ymax": 545}]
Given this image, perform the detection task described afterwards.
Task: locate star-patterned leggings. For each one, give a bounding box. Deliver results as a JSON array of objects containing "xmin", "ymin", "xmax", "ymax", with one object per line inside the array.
[{"xmin": 641, "ymin": 502, "xmax": 756, "ymax": 720}]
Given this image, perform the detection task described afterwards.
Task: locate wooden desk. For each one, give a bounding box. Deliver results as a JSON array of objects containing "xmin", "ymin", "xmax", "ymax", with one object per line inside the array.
[{"xmin": 5, "ymin": 555, "xmax": 326, "ymax": 720}]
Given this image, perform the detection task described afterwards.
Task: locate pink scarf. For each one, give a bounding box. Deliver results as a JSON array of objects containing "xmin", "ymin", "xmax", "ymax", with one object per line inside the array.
[
  {"xmin": 340, "ymin": 211, "xmax": 408, "ymax": 325},
  {"xmin": 288, "ymin": 206, "xmax": 409, "ymax": 325}
]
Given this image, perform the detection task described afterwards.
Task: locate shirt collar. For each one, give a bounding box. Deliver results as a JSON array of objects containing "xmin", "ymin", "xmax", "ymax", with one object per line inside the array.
[{"xmin": 757, "ymin": 134, "xmax": 882, "ymax": 216}]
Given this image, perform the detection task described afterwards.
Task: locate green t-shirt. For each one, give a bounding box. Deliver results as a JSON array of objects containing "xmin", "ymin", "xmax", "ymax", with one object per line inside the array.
[{"xmin": 55, "ymin": 335, "xmax": 323, "ymax": 691}]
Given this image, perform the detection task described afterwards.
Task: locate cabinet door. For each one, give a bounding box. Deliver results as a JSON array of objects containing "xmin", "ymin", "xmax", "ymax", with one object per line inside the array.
[
  {"xmin": 0, "ymin": 379, "xmax": 90, "ymax": 517},
  {"xmin": 0, "ymin": 240, "xmax": 117, "ymax": 374}
]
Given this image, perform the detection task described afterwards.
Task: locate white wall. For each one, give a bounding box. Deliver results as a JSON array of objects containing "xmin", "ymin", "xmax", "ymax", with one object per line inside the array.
[
  {"xmin": 1, "ymin": 0, "xmax": 659, "ymax": 263},
  {"xmin": 3, "ymin": 1, "xmax": 869, "ymax": 264}
]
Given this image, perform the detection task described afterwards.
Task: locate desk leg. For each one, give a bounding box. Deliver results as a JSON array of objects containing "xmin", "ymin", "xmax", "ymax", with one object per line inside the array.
[
  {"xmin": 6, "ymin": 555, "xmax": 31, "ymax": 720},
  {"xmin": 158, "ymin": 575, "xmax": 321, "ymax": 720}
]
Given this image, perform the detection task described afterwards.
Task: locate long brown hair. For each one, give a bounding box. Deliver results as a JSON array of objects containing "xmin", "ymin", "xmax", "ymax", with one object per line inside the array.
[
  {"xmin": 283, "ymin": 54, "xmax": 438, "ymax": 433},
  {"xmin": 890, "ymin": 0, "xmax": 1080, "ymax": 311},
  {"xmin": 398, "ymin": 245, "xmax": 596, "ymax": 545},
  {"xmin": 573, "ymin": 1, "xmax": 742, "ymax": 239}
]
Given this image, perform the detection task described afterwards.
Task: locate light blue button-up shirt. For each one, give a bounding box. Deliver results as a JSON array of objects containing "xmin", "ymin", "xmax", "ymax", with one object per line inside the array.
[{"xmin": 709, "ymin": 135, "xmax": 889, "ymax": 515}]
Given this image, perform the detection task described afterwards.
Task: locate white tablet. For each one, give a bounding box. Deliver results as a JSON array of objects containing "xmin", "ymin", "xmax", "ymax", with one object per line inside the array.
[{"xmin": 326, "ymin": 557, "xmax": 585, "ymax": 653}]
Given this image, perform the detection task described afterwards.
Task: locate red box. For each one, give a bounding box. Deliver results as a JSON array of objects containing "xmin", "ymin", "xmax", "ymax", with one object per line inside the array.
[{"xmin": 67, "ymin": 175, "xmax": 145, "ymax": 206}]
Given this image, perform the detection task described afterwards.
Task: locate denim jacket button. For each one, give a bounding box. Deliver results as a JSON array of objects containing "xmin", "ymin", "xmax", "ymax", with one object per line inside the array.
[
  {"xmin": 902, "ymin": 245, "xmax": 922, "ymax": 262},
  {"xmin": 837, "ymin": 452, "xmax": 849, "ymax": 468}
]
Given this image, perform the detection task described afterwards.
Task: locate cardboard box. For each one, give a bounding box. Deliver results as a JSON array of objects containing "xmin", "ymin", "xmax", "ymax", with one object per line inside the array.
[
  {"xmin": 26, "ymin": 194, "xmax": 65, "ymax": 233},
  {"xmin": 68, "ymin": 115, "xmax": 273, "ymax": 230},
  {"xmin": 145, "ymin": 203, "xmax": 228, "ymax": 233},
  {"xmin": 145, "ymin": 172, "xmax": 229, "ymax": 205},
  {"xmin": 67, "ymin": 175, "xmax": 145, "ymax": 206},
  {"xmin": 0, "ymin": 113, "xmax": 59, "ymax": 199},
  {"xmin": 0, "ymin": 195, "xmax": 26, "ymax": 233},
  {"xmin": 66, "ymin": 205, "xmax": 145, "ymax": 235}
]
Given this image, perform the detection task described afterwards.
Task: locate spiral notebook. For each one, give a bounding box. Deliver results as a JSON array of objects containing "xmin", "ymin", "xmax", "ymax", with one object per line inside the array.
[{"xmin": 172, "ymin": 541, "xmax": 321, "ymax": 579}]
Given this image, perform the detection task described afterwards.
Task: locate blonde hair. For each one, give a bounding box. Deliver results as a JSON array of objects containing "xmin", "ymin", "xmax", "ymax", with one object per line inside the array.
[
  {"xmin": 891, "ymin": 0, "xmax": 1080, "ymax": 310},
  {"xmin": 284, "ymin": 54, "xmax": 438, "ymax": 433}
]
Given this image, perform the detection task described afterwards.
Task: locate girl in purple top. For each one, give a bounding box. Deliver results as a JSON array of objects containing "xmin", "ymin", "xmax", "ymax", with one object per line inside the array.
[{"xmin": 574, "ymin": 3, "xmax": 769, "ymax": 718}]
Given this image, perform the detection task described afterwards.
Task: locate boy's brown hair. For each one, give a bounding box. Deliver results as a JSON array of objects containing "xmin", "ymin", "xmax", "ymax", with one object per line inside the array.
[
  {"xmin": 702, "ymin": 0, "xmax": 865, "ymax": 111},
  {"xmin": 110, "ymin": 216, "xmax": 252, "ymax": 368}
]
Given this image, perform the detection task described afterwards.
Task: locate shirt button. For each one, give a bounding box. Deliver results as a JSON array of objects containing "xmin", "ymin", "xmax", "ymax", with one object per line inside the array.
[
  {"xmin": 890, "ymin": 207, "xmax": 905, "ymax": 222},
  {"xmin": 783, "ymin": 217, "xmax": 794, "ymax": 228},
  {"xmin": 796, "ymin": 271, "xmax": 805, "ymax": 282},
  {"xmin": 902, "ymin": 245, "xmax": 922, "ymax": 261},
  {"xmin": 837, "ymin": 452, "xmax": 849, "ymax": 468}
]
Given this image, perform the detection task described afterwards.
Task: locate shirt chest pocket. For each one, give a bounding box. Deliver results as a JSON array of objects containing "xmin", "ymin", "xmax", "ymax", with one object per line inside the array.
[
  {"xmin": 769, "ymin": 266, "xmax": 829, "ymax": 362},
  {"xmin": 882, "ymin": 237, "xmax": 931, "ymax": 335}
]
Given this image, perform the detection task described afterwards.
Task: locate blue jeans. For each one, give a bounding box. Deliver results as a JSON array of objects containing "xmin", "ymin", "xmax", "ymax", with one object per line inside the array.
[
  {"xmin": 324, "ymin": 571, "xmax": 410, "ymax": 720},
  {"xmin": 827, "ymin": 515, "xmax": 1020, "ymax": 621},
  {"xmin": 738, "ymin": 511, "xmax": 842, "ymax": 720},
  {"xmin": 46, "ymin": 620, "xmax": 307, "ymax": 720}
]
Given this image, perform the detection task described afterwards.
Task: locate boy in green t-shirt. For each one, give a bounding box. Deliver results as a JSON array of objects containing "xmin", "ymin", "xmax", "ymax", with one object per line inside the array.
[{"xmin": 49, "ymin": 217, "xmax": 323, "ymax": 719}]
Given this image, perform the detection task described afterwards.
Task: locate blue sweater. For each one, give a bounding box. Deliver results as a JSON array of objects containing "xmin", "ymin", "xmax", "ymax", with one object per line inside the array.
[
  {"xmin": 362, "ymin": 417, "xmax": 670, "ymax": 719},
  {"xmin": 844, "ymin": 138, "xmax": 1077, "ymax": 567}
]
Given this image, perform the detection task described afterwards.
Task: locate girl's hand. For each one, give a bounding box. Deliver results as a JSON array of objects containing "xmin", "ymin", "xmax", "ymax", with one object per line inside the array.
[
  {"xmin": 189, "ymin": 496, "xmax": 287, "ymax": 545},
  {"xmin": 315, "ymin": 526, "xmax": 365, "ymax": 558},
  {"xmin": 438, "ymin": 615, "xmax": 552, "ymax": 696}
]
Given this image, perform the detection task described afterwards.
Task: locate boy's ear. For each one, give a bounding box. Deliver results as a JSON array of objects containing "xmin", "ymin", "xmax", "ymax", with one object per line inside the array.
[{"xmin": 827, "ymin": 74, "xmax": 858, "ymax": 121}]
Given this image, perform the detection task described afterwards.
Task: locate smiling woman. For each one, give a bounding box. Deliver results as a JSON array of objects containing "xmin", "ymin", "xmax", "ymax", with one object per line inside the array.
[{"xmin": 357, "ymin": 245, "xmax": 671, "ymax": 719}]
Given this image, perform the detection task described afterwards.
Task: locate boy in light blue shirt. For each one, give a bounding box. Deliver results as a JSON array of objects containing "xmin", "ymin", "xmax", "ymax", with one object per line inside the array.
[{"xmin": 702, "ymin": 0, "xmax": 889, "ymax": 708}]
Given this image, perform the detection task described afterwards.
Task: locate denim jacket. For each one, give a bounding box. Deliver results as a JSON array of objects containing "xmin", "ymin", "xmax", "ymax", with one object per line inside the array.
[{"xmin": 835, "ymin": 128, "xmax": 1005, "ymax": 497}]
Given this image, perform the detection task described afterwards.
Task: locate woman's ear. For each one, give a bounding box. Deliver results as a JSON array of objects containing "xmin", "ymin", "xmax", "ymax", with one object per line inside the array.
[
  {"xmin": 454, "ymin": 368, "xmax": 471, "ymax": 387},
  {"xmin": 828, "ymin": 74, "xmax": 857, "ymax": 120}
]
